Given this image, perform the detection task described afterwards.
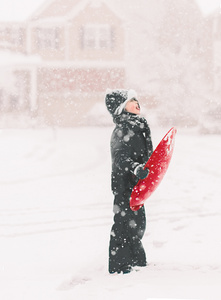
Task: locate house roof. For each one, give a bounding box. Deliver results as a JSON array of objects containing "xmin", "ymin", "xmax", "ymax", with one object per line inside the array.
[
  {"xmin": 28, "ymin": 0, "xmax": 82, "ymax": 20},
  {"xmin": 28, "ymin": 0, "xmax": 123, "ymax": 23}
]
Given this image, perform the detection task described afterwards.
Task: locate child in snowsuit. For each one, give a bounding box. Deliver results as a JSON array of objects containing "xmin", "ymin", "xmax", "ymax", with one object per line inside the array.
[{"xmin": 105, "ymin": 89, "xmax": 153, "ymax": 274}]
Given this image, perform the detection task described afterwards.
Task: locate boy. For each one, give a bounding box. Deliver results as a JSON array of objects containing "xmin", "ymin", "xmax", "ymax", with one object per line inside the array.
[{"xmin": 105, "ymin": 88, "xmax": 153, "ymax": 274}]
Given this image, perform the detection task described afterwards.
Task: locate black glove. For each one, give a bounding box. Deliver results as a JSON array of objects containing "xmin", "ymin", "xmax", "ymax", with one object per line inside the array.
[{"xmin": 134, "ymin": 164, "xmax": 149, "ymax": 180}]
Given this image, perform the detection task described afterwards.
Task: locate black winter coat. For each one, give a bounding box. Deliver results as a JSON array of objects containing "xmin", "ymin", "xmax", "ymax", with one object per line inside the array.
[{"xmin": 110, "ymin": 112, "xmax": 153, "ymax": 196}]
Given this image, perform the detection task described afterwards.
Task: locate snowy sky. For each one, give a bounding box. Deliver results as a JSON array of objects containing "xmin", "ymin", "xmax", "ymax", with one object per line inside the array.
[{"xmin": 0, "ymin": 0, "xmax": 220, "ymax": 22}]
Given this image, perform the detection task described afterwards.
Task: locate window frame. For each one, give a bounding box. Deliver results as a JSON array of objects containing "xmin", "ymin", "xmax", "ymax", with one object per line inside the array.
[
  {"xmin": 82, "ymin": 24, "xmax": 113, "ymax": 50},
  {"xmin": 36, "ymin": 27, "xmax": 60, "ymax": 50}
]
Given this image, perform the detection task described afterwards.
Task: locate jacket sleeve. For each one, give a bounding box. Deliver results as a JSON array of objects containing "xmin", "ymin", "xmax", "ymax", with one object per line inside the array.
[{"xmin": 111, "ymin": 129, "xmax": 139, "ymax": 174}]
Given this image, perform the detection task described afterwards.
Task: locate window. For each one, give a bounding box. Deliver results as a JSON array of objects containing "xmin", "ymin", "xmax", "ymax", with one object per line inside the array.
[
  {"xmin": 10, "ymin": 28, "xmax": 24, "ymax": 46},
  {"xmin": 36, "ymin": 27, "xmax": 60, "ymax": 50},
  {"xmin": 0, "ymin": 27, "xmax": 24, "ymax": 46},
  {"xmin": 82, "ymin": 24, "xmax": 113, "ymax": 50}
]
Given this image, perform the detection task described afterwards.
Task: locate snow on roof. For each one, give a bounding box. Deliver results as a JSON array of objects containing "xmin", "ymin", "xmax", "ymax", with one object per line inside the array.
[
  {"xmin": 0, "ymin": 50, "xmax": 42, "ymax": 66},
  {"xmin": 39, "ymin": 60, "xmax": 125, "ymax": 69}
]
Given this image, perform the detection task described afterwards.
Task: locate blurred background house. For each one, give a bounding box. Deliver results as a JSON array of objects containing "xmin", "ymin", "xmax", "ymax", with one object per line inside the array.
[{"xmin": 0, "ymin": 0, "xmax": 220, "ymax": 130}]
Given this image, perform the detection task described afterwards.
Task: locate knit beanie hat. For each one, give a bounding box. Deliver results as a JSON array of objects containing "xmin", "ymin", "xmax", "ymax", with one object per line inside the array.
[{"xmin": 105, "ymin": 88, "xmax": 137, "ymax": 115}]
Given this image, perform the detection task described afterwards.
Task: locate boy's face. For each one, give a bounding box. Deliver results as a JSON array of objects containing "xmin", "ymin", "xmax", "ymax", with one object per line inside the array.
[{"xmin": 125, "ymin": 99, "xmax": 140, "ymax": 115}]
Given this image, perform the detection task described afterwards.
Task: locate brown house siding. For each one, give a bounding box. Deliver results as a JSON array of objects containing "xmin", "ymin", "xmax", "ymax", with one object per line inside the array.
[{"xmin": 37, "ymin": 66, "xmax": 125, "ymax": 126}]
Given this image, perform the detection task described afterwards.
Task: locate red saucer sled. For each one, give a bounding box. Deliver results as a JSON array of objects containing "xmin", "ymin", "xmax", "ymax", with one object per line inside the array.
[{"xmin": 130, "ymin": 127, "xmax": 177, "ymax": 211}]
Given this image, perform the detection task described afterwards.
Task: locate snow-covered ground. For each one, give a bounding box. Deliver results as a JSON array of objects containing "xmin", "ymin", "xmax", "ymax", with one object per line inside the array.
[{"xmin": 0, "ymin": 126, "xmax": 221, "ymax": 300}]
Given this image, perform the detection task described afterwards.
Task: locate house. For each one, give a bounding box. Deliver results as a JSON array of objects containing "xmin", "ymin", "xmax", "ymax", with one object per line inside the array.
[
  {"xmin": 0, "ymin": 0, "xmax": 125, "ymax": 126},
  {"xmin": 199, "ymin": 8, "xmax": 221, "ymax": 134},
  {"xmin": 0, "ymin": 0, "xmax": 216, "ymax": 128},
  {"xmin": 212, "ymin": 10, "xmax": 221, "ymax": 94}
]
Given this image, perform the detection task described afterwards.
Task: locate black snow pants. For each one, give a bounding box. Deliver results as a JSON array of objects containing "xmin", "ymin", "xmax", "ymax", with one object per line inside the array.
[{"xmin": 109, "ymin": 190, "xmax": 147, "ymax": 273}]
